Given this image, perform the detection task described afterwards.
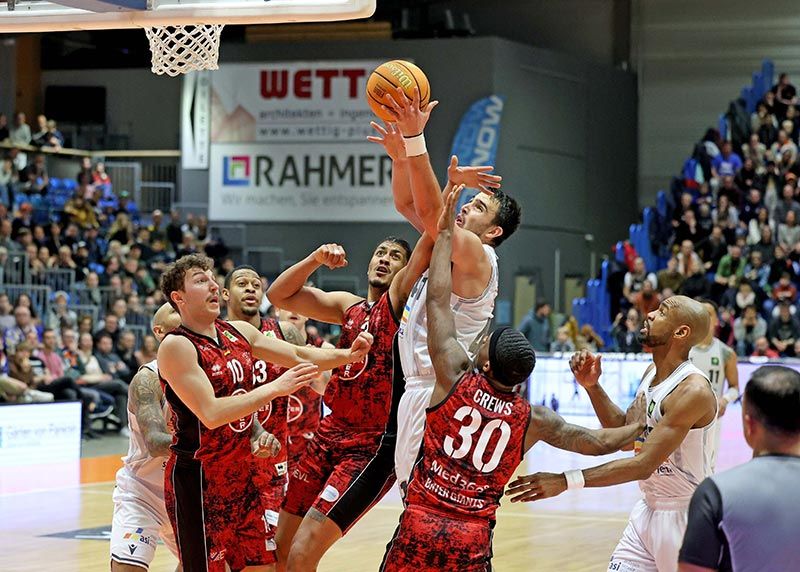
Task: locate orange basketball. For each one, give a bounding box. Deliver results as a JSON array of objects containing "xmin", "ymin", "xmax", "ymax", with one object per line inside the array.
[{"xmin": 366, "ymin": 60, "xmax": 431, "ymax": 122}]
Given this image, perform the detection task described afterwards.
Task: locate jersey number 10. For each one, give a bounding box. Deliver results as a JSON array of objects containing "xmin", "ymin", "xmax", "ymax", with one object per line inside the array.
[{"xmin": 443, "ymin": 405, "xmax": 511, "ymax": 473}]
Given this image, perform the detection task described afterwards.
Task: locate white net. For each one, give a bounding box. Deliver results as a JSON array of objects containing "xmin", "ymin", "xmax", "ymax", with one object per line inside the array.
[{"xmin": 144, "ymin": 24, "xmax": 225, "ymax": 77}]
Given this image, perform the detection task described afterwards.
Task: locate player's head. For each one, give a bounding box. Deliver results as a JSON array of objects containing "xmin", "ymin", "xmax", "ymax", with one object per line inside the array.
[
  {"xmin": 696, "ymin": 298, "xmax": 719, "ymax": 337},
  {"xmin": 160, "ymin": 254, "xmax": 219, "ymax": 319},
  {"xmin": 222, "ymin": 265, "xmax": 263, "ymax": 319},
  {"xmin": 476, "ymin": 327, "xmax": 536, "ymax": 389},
  {"xmin": 456, "ymin": 190, "xmax": 521, "ymax": 248},
  {"xmin": 367, "ymin": 237, "xmax": 411, "ymax": 290},
  {"xmin": 641, "ymin": 295, "xmax": 709, "ymax": 353},
  {"xmin": 151, "ymin": 302, "xmax": 181, "ymax": 341},
  {"xmin": 278, "ymin": 307, "xmax": 309, "ymax": 335},
  {"xmin": 743, "ymin": 366, "xmax": 800, "ymax": 448}
]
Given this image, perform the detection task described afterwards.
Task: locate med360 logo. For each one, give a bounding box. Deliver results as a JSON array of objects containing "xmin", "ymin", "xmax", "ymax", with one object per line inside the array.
[{"xmin": 223, "ymin": 156, "xmax": 251, "ymax": 186}]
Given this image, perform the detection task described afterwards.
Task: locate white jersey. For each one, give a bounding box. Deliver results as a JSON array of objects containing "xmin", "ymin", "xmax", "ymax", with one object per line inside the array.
[
  {"xmin": 636, "ymin": 361, "xmax": 716, "ymax": 503},
  {"xmin": 689, "ymin": 338, "xmax": 732, "ymax": 397},
  {"xmin": 397, "ymin": 243, "xmax": 498, "ymax": 385},
  {"xmin": 114, "ymin": 359, "xmax": 170, "ymax": 511}
]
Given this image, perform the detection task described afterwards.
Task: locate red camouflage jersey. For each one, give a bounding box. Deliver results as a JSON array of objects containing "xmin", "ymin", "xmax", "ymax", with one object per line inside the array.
[
  {"xmin": 161, "ymin": 319, "xmax": 256, "ymax": 463},
  {"xmin": 256, "ymin": 317, "xmax": 289, "ymax": 470},
  {"xmin": 324, "ymin": 291, "xmax": 398, "ymax": 431},
  {"xmin": 406, "ymin": 372, "xmax": 531, "ymax": 521},
  {"xmin": 287, "ymin": 335, "xmax": 324, "ymax": 441}
]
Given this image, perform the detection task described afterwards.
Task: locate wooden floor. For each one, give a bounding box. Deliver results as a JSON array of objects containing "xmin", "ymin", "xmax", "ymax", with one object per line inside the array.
[{"xmin": 0, "ymin": 409, "xmax": 751, "ymax": 572}]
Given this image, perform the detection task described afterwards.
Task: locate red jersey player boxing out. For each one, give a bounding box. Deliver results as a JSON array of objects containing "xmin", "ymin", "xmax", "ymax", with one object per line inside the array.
[
  {"xmin": 157, "ymin": 254, "xmax": 373, "ymax": 572},
  {"xmin": 267, "ymin": 231, "xmax": 433, "ymax": 571},
  {"xmin": 381, "ymin": 187, "xmax": 644, "ymax": 571},
  {"xmin": 222, "ymin": 264, "xmax": 311, "ymax": 560},
  {"xmin": 508, "ymin": 298, "xmax": 718, "ymax": 572}
]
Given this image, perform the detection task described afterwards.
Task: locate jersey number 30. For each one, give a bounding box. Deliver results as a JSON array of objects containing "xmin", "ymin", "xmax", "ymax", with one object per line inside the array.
[{"xmin": 443, "ymin": 406, "xmax": 511, "ymax": 473}]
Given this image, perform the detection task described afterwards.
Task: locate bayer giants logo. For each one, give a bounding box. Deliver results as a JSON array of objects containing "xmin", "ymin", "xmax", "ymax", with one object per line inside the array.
[
  {"xmin": 287, "ymin": 395, "xmax": 304, "ymax": 423},
  {"xmin": 228, "ymin": 388, "xmax": 255, "ymax": 433}
]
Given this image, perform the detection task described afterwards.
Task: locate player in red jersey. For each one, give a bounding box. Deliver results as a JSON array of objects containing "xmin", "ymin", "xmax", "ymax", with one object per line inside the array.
[
  {"xmin": 267, "ymin": 232, "xmax": 433, "ymax": 571},
  {"xmin": 222, "ymin": 264, "xmax": 311, "ymax": 560},
  {"xmin": 380, "ymin": 188, "xmax": 645, "ymax": 571},
  {"xmin": 276, "ymin": 306, "xmax": 335, "ymax": 470},
  {"xmin": 157, "ymin": 254, "xmax": 373, "ymax": 572}
]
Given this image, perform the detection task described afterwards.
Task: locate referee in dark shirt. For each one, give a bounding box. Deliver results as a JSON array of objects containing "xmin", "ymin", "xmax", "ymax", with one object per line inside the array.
[{"xmin": 678, "ymin": 365, "xmax": 800, "ymax": 572}]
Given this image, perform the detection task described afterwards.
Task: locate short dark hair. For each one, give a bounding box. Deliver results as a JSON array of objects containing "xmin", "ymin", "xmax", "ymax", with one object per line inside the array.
[
  {"xmin": 491, "ymin": 328, "xmax": 536, "ymax": 388},
  {"xmin": 489, "ymin": 190, "xmax": 521, "ymax": 247},
  {"xmin": 160, "ymin": 254, "xmax": 215, "ymax": 311},
  {"xmin": 94, "ymin": 332, "xmax": 113, "ymax": 345},
  {"xmin": 746, "ymin": 366, "xmax": 800, "ymax": 435},
  {"xmin": 224, "ymin": 265, "xmax": 260, "ymax": 289},
  {"xmin": 535, "ymin": 299, "xmax": 550, "ymax": 312},
  {"xmin": 377, "ymin": 236, "xmax": 412, "ymax": 262}
]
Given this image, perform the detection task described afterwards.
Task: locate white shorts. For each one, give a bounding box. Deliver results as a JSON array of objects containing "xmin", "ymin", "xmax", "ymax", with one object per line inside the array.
[
  {"xmin": 394, "ymin": 381, "xmax": 435, "ymax": 492},
  {"xmin": 110, "ymin": 491, "xmax": 178, "ymax": 569},
  {"xmin": 608, "ymin": 499, "xmax": 688, "ymax": 572}
]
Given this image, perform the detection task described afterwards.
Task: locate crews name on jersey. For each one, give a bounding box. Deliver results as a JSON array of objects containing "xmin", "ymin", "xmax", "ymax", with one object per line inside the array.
[{"xmin": 473, "ymin": 388, "xmax": 514, "ymax": 416}]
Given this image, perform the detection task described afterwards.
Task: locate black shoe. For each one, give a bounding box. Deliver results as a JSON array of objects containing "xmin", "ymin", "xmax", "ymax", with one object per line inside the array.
[{"xmin": 82, "ymin": 429, "xmax": 99, "ymax": 440}]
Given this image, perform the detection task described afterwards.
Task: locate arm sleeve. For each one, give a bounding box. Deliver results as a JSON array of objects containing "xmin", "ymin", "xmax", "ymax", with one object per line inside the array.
[{"xmin": 678, "ymin": 478, "xmax": 726, "ymax": 568}]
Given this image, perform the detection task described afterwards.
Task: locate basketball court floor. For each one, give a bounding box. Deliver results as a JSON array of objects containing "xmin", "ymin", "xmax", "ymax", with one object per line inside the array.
[{"xmin": 0, "ymin": 406, "xmax": 751, "ymax": 572}]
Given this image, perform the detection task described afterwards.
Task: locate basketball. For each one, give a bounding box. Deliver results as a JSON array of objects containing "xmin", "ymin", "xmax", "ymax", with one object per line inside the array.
[{"xmin": 366, "ymin": 60, "xmax": 431, "ymax": 122}]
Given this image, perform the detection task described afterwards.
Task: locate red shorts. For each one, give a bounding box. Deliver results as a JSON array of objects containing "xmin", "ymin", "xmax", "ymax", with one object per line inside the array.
[
  {"xmin": 282, "ymin": 422, "xmax": 395, "ymax": 534},
  {"xmin": 251, "ymin": 456, "xmax": 288, "ymax": 546},
  {"xmin": 380, "ymin": 506, "xmax": 494, "ymax": 572},
  {"xmin": 164, "ymin": 454, "xmax": 277, "ymax": 572}
]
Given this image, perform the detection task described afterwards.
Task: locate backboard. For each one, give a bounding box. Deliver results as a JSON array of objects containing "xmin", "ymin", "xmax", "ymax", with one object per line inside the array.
[{"xmin": 0, "ymin": 0, "xmax": 376, "ymax": 32}]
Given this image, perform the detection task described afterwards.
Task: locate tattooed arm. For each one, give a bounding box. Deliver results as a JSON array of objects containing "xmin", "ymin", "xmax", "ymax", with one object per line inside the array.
[
  {"xmin": 524, "ymin": 405, "xmax": 644, "ymax": 455},
  {"xmin": 128, "ymin": 367, "xmax": 172, "ymax": 458}
]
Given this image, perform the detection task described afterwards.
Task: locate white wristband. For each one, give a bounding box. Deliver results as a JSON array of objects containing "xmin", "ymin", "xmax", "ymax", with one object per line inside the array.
[
  {"xmin": 403, "ymin": 133, "xmax": 427, "ymax": 157},
  {"xmin": 723, "ymin": 387, "xmax": 739, "ymax": 403},
  {"xmin": 564, "ymin": 469, "xmax": 585, "ymax": 490}
]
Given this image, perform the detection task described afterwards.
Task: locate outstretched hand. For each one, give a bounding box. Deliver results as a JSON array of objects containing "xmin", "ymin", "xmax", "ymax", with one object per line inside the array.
[
  {"xmin": 367, "ymin": 121, "xmax": 406, "ymax": 161},
  {"xmin": 437, "ymin": 184, "xmax": 464, "ymax": 233},
  {"xmin": 447, "ymin": 155, "xmax": 502, "ymax": 195},
  {"xmin": 251, "ymin": 431, "xmax": 281, "ymax": 458},
  {"xmin": 382, "ymin": 86, "xmax": 439, "ymax": 137},
  {"xmin": 569, "ymin": 349, "xmax": 602, "ymax": 389},
  {"xmin": 505, "ymin": 472, "xmax": 568, "ymax": 503},
  {"xmin": 349, "ymin": 331, "xmax": 374, "ymax": 360}
]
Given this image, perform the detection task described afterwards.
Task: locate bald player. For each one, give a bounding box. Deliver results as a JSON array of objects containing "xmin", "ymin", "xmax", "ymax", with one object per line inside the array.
[
  {"xmin": 110, "ymin": 304, "xmax": 182, "ymax": 570},
  {"xmin": 507, "ymin": 296, "xmax": 718, "ymax": 572},
  {"xmin": 690, "ymin": 300, "xmax": 739, "ymax": 472}
]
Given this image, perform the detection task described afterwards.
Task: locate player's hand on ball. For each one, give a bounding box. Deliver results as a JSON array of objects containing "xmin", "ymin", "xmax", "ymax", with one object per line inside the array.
[
  {"xmin": 570, "ymin": 350, "xmax": 602, "ymax": 389},
  {"xmin": 367, "ymin": 121, "xmax": 406, "ymax": 161},
  {"xmin": 314, "ymin": 243, "xmax": 348, "ymax": 269},
  {"xmin": 447, "ymin": 155, "xmax": 502, "ymax": 194},
  {"xmin": 506, "ymin": 472, "xmax": 568, "ymax": 503},
  {"xmin": 251, "ymin": 431, "xmax": 281, "ymax": 458},
  {"xmin": 349, "ymin": 331, "xmax": 374, "ymax": 360},
  {"xmin": 437, "ymin": 184, "xmax": 464, "ymax": 233},
  {"xmin": 383, "ymin": 86, "xmax": 439, "ymax": 137},
  {"xmin": 273, "ymin": 363, "xmax": 319, "ymax": 396}
]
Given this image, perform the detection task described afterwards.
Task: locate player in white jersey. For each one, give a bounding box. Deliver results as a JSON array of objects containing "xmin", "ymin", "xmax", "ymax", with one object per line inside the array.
[
  {"xmin": 370, "ymin": 90, "xmax": 521, "ymax": 491},
  {"xmin": 689, "ymin": 300, "xmax": 739, "ymax": 471},
  {"xmin": 507, "ymin": 296, "xmax": 718, "ymax": 572}
]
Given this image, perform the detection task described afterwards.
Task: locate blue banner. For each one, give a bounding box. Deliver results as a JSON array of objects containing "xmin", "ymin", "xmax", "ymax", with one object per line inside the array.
[{"xmin": 447, "ymin": 94, "xmax": 505, "ymax": 209}]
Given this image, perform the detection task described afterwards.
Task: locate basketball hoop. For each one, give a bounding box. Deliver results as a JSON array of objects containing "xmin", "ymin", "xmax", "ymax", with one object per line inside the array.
[{"xmin": 144, "ymin": 24, "xmax": 225, "ymax": 77}]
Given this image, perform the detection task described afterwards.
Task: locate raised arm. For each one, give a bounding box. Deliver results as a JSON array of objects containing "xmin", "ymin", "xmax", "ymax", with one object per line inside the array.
[
  {"xmin": 158, "ymin": 335, "xmax": 317, "ymax": 430},
  {"xmin": 427, "ymin": 186, "xmax": 471, "ymax": 405},
  {"xmin": 570, "ymin": 350, "xmax": 636, "ymax": 428},
  {"xmin": 266, "ymin": 244, "xmax": 362, "ymax": 325},
  {"xmin": 128, "ymin": 367, "xmax": 172, "ymax": 457},
  {"xmin": 507, "ymin": 376, "xmax": 717, "ymax": 503},
  {"xmin": 388, "ymin": 232, "xmax": 435, "ymax": 317},
  {"xmin": 524, "ymin": 405, "xmax": 644, "ymax": 456},
  {"xmin": 367, "ymin": 121, "xmax": 425, "ymax": 233},
  {"xmin": 230, "ymin": 320, "xmax": 373, "ymax": 373}
]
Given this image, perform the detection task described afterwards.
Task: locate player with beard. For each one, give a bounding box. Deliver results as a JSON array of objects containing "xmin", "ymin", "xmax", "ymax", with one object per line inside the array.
[
  {"xmin": 276, "ymin": 307, "xmax": 335, "ymax": 470},
  {"xmin": 507, "ymin": 296, "xmax": 718, "ymax": 572},
  {"xmin": 267, "ymin": 233, "xmax": 433, "ymax": 572},
  {"xmin": 157, "ymin": 254, "xmax": 373, "ymax": 572},
  {"xmin": 222, "ymin": 264, "xmax": 313, "ymax": 560}
]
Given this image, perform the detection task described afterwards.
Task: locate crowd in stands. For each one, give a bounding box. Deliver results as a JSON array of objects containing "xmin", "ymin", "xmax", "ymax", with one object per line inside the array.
[{"xmin": 0, "ymin": 119, "xmax": 241, "ymax": 439}]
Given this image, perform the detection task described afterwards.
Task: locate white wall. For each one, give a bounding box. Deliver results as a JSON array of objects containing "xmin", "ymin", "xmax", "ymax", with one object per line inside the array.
[{"xmin": 633, "ymin": 0, "xmax": 800, "ymax": 206}]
